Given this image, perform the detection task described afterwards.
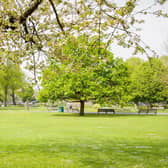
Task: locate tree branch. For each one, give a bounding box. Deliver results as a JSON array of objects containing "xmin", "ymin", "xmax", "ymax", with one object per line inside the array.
[
  {"xmin": 48, "ymin": 0, "xmax": 65, "ymax": 34},
  {"xmin": 19, "ymin": 0, "xmax": 43, "ymax": 23},
  {"xmin": 105, "ymin": 23, "xmax": 119, "ymax": 49}
]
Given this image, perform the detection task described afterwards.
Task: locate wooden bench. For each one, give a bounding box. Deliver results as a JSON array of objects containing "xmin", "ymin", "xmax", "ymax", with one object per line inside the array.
[
  {"xmin": 97, "ymin": 108, "xmax": 115, "ymax": 114},
  {"xmin": 138, "ymin": 108, "xmax": 157, "ymax": 115}
]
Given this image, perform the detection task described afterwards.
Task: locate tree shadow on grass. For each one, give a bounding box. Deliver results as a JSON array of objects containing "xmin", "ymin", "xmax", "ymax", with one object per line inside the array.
[{"xmin": 51, "ymin": 112, "xmax": 158, "ymax": 118}]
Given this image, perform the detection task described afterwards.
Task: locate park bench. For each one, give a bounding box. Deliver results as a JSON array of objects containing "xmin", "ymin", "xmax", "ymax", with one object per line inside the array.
[
  {"xmin": 97, "ymin": 108, "xmax": 115, "ymax": 114},
  {"xmin": 138, "ymin": 108, "xmax": 157, "ymax": 115}
]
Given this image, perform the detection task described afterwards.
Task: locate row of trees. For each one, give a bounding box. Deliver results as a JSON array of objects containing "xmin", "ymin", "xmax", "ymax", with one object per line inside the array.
[
  {"xmin": 38, "ymin": 36, "xmax": 168, "ymax": 115},
  {"xmin": 0, "ymin": 51, "xmax": 34, "ymax": 106},
  {"xmin": 0, "ymin": 1, "xmax": 167, "ymax": 113},
  {"xmin": 0, "ymin": 38, "xmax": 167, "ymax": 114}
]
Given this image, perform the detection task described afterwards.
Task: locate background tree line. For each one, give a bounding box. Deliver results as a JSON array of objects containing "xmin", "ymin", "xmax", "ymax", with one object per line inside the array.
[{"xmin": 0, "ymin": 50, "xmax": 34, "ymax": 106}]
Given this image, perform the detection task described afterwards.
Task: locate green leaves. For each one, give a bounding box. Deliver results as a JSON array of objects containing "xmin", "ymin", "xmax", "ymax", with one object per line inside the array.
[
  {"xmin": 18, "ymin": 84, "xmax": 34, "ymax": 102},
  {"xmin": 128, "ymin": 57, "xmax": 168, "ymax": 104},
  {"xmin": 158, "ymin": 0, "xmax": 166, "ymax": 4},
  {"xmin": 39, "ymin": 35, "xmax": 129, "ymax": 108},
  {"xmin": 0, "ymin": 55, "xmax": 25, "ymax": 105}
]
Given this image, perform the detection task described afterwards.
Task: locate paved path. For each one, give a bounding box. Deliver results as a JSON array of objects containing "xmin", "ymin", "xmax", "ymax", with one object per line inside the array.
[
  {"xmin": 85, "ymin": 112, "xmax": 168, "ymax": 115},
  {"xmin": 29, "ymin": 110, "xmax": 168, "ymax": 115}
]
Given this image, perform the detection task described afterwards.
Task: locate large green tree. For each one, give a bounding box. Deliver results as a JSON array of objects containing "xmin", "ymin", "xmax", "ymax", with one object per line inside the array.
[
  {"xmin": 129, "ymin": 58, "xmax": 168, "ymax": 106},
  {"xmin": 0, "ymin": 51, "xmax": 24, "ymax": 106},
  {"xmin": 0, "ymin": 63, "xmax": 24, "ymax": 106},
  {"xmin": 39, "ymin": 36, "xmax": 129, "ymax": 115}
]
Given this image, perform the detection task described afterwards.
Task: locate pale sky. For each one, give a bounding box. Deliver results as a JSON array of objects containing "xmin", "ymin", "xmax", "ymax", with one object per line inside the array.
[{"xmin": 111, "ymin": 0, "xmax": 168, "ymax": 60}]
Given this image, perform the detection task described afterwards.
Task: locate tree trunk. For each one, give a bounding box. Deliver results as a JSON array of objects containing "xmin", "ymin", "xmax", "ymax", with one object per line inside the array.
[
  {"xmin": 11, "ymin": 89, "xmax": 16, "ymax": 105},
  {"xmin": 4, "ymin": 87, "xmax": 8, "ymax": 107},
  {"xmin": 135, "ymin": 102, "xmax": 139, "ymax": 108},
  {"xmin": 79, "ymin": 100, "xmax": 85, "ymax": 116}
]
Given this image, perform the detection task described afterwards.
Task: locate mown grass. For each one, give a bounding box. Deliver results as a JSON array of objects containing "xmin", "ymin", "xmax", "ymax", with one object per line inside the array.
[{"xmin": 0, "ymin": 110, "xmax": 168, "ymax": 168}]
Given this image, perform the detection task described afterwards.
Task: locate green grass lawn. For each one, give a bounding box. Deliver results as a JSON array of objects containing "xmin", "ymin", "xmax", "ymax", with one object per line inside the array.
[{"xmin": 0, "ymin": 110, "xmax": 168, "ymax": 168}]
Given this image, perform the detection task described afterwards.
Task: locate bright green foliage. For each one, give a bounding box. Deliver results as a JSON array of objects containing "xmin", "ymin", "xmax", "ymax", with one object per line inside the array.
[
  {"xmin": 160, "ymin": 55, "xmax": 168, "ymax": 67},
  {"xmin": 129, "ymin": 58, "xmax": 168, "ymax": 105},
  {"xmin": 0, "ymin": 58, "xmax": 24, "ymax": 106},
  {"xmin": 126, "ymin": 57, "xmax": 143, "ymax": 73},
  {"xmin": 37, "ymin": 88, "xmax": 49, "ymax": 103},
  {"xmin": 18, "ymin": 84, "xmax": 34, "ymax": 102},
  {"xmin": 8, "ymin": 65, "xmax": 24, "ymax": 104},
  {"xmin": 160, "ymin": 56, "xmax": 168, "ymax": 87},
  {"xmin": 94, "ymin": 57, "xmax": 129, "ymax": 105},
  {"xmin": 39, "ymin": 36, "xmax": 129, "ymax": 114}
]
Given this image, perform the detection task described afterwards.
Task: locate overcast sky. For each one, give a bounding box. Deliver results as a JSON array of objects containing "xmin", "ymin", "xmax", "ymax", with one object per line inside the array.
[{"xmin": 111, "ymin": 0, "xmax": 168, "ymax": 60}]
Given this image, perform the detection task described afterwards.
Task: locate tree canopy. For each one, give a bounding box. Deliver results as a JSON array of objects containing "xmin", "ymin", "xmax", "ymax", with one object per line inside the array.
[
  {"xmin": 128, "ymin": 57, "xmax": 168, "ymax": 106},
  {"xmin": 39, "ymin": 35, "xmax": 129, "ymax": 115},
  {"xmin": 0, "ymin": 50, "xmax": 33, "ymax": 106},
  {"xmin": 0, "ymin": 57, "xmax": 24, "ymax": 106}
]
